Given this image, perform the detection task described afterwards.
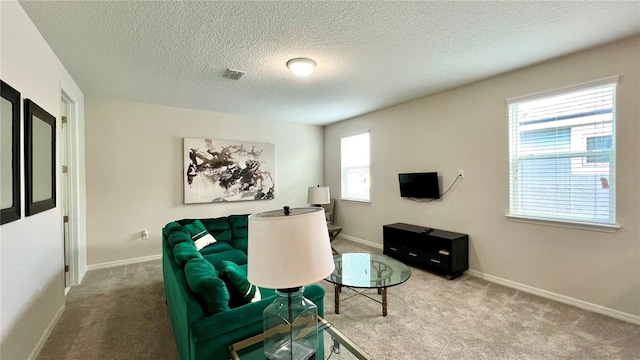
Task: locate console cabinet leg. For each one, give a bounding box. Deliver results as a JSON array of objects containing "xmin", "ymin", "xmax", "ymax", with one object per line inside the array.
[
  {"xmin": 334, "ymin": 284, "xmax": 341, "ymax": 314},
  {"xmin": 446, "ymin": 273, "xmax": 462, "ymax": 280}
]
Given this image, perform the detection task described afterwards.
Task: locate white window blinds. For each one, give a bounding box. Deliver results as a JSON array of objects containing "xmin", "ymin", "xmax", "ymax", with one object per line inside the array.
[
  {"xmin": 507, "ymin": 77, "xmax": 617, "ymax": 225},
  {"xmin": 341, "ymin": 132, "xmax": 370, "ymax": 202}
]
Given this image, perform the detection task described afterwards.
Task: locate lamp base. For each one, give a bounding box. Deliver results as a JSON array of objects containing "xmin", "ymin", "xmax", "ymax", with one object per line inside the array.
[
  {"xmin": 263, "ymin": 287, "xmax": 318, "ymax": 360},
  {"xmin": 267, "ymin": 342, "xmax": 316, "ymax": 360}
]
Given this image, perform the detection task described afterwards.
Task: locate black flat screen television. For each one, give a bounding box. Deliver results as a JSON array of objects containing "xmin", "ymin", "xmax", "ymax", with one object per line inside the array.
[{"xmin": 398, "ymin": 172, "xmax": 440, "ymax": 199}]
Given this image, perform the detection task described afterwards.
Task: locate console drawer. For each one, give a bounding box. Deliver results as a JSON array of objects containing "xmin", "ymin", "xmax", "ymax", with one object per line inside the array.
[
  {"xmin": 384, "ymin": 244, "xmax": 405, "ymax": 257},
  {"xmin": 424, "ymin": 253, "xmax": 449, "ymax": 271},
  {"xmin": 384, "ymin": 245, "xmax": 425, "ymax": 265}
]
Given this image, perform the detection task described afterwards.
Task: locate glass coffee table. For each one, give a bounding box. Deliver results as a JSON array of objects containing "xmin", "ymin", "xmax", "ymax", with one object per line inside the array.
[
  {"xmin": 325, "ymin": 253, "xmax": 411, "ymax": 316},
  {"xmin": 229, "ymin": 316, "xmax": 372, "ymax": 360}
]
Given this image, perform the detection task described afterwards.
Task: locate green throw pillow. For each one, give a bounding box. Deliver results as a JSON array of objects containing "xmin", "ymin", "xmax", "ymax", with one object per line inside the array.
[
  {"xmin": 184, "ymin": 220, "xmax": 218, "ymax": 250},
  {"xmin": 173, "ymin": 241, "xmax": 202, "ymax": 266},
  {"xmin": 216, "ymin": 260, "xmax": 261, "ymax": 307},
  {"xmin": 184, "ymin": 258, "xmax": 230, "ymax": 315}
]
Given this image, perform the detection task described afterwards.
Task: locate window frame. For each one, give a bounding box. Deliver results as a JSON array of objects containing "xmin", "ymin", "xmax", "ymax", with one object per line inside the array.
[
  {"xmin": 506, "ymin": 76, "xmax": 620, "ymax": 232},
  {"xmin": 340, "ymin": 131, "xmax": 370, "ymax": 203}
]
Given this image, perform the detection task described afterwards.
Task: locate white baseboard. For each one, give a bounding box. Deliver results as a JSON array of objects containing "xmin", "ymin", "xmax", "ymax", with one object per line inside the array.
[
  {"xmin": 87, "ymin": 254, "xmax": 162, "ymax": 271},
  {"xmin": 28, "ymin": 304, "xmax": 65, "ymax": 360},
  {"xmin": 467, "ymin": 269, "xmax": 640, "ymax": 325},
  {"xmin": 338, "ymin": 234, "xmax": 383, "ymax": 250},
  {"xmin": 337, "ymin": 235, "xmax": 639, "ymax": 325}
]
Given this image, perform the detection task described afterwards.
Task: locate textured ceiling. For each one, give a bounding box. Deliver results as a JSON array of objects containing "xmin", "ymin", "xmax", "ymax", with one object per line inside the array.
[{"xmin": 18, "ymin": 1, "xmax": 640, "ymax": 125}]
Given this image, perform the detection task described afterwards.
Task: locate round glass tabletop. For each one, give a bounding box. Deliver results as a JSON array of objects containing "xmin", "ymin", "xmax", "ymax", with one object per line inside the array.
[{"xmin": 325, "ymin": 253, "xmax": 411, "ymax": 289}]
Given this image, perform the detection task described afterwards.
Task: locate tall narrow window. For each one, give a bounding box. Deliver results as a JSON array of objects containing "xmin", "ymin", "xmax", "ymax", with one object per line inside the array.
[
  {"xmin": 341, "ymin": 132, "xmax": 370, "ymax": 202},
  {"xmin": 508, "ymin": 77, "xmax": 617, "ymax": 225}
]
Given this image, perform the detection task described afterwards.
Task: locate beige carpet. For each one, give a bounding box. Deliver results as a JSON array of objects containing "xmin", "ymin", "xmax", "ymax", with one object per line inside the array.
[
  {"xmin": 37, "ymin": 239, "xmax": 639, "ymax": 359},
  {"xmin": 37, "ymin": 260, "xmax": 177, "ymax": 360}
]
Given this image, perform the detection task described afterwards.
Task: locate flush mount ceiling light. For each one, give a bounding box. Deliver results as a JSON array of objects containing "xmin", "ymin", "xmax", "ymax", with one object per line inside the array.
[{"xmin": 286, "ymin": 57, "xmax": 316, "ymax": 77}]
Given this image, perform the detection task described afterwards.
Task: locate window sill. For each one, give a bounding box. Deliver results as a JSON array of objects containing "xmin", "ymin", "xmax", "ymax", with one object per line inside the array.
[
  {"xmin": 505, "ymin": 215, "xmax": 620, "ymax": 233},
  {"xmin": 339, "ymin": 198, "xmax": 370, "ymax": 204}
]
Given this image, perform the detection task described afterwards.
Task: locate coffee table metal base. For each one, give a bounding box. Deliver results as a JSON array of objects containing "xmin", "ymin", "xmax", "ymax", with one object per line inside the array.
[{"xmin": 333, "ymin": 284, "xmax": 390, "ymax": 316}]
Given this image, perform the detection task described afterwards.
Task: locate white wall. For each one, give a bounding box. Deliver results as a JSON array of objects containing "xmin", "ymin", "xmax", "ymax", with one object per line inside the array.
[
  {"xmin": 85, "ymin": 98, "xmax": 324, "ymax": 265},
  {"xmin": 325, "ymin": 37, "xmax": 640, "ymax": 319},
  {"xmin": 0, "ymin": 1, "xmax": 86, "ymax": 359}
]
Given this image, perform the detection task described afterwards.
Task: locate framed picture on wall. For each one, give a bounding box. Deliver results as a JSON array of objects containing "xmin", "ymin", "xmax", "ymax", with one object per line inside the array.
[
  {"xmin": 184, "ymin": 138, "xmax": 275, "ymax": 204},
  {"xmin": 24, "ymin": 99, "xmax": 56, "ymax": 216},
  {"xmin": 1, "ymin": 81, "xmax": 21, "ymax": 225}
]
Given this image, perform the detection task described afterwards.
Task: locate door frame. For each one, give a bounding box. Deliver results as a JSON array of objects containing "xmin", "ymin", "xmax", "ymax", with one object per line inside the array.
[{"xmin": 60, "ymin": 88, "xmax": 83, "ymax": 288}]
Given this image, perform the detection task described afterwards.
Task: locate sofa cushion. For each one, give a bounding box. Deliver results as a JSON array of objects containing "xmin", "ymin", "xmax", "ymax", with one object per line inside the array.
[
  {"xmin": 167, "ymin": 228, "xmax": 190, "ymax": 248},
  {"xmin": 228, "ymin": 214, "xmax": 249, "ymax": 238},
  {"xmin": 199, "ymin": 241, "xmax": 235, "ymax": 256},
  {"xmin": 184, "ymin": 258, "xmax": 230, "ymax": 315},
  {"xmin": 183, "ymin": 219, "xmax": 207, "ymax": 238},
  {"xmin": 230, "ymin": 236, "xmax": 248, "ymax": 254},
  {"xmin": 216, "ymin": 260, "xmax": 261, "ymax": 308},
  {"xmin": 203, "ymin": 250, "xmax": 248, "ymax": 267},
  {"xmin": 173, "ymin": 241, "xmax": 202, "ymax": 267},
  {"xmin": 200, "ymin": 217, "xmax": 233, "ymax": 242}
]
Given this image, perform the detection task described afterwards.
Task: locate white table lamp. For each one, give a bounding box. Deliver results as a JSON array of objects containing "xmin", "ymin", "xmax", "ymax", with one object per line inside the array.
[
  {"xmin": 307, "ymin": 186, "xmax": 330, "ymax": 207},
  {"xmin": 248, "ymin": 206, "xmax": 334, "ymax": 360}
]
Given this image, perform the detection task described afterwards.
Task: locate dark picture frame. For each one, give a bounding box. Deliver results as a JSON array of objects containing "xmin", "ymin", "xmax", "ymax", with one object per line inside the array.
[
  {"xmin": 24, "ymin": 99, "xmax": 56, "ymax": 216},
  {"xmin": 1, "ymin": 81, "xmax": 21, "ymax": 225}
]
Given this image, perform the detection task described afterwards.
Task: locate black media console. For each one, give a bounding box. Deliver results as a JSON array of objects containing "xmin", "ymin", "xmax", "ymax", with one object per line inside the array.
[{"xmin": 383, "ymin": 223, "xmax": 469, "ymax": 280}]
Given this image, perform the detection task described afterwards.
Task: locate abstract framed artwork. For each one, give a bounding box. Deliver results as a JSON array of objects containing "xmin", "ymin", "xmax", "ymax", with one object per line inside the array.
[
  {"xmin": 1, "ymin": 81, "xmax": 21, "ymax": 225},
  {"xmin": 24, "ymin": 99, "xmax": 56, "ymax": 216},
  {"xmin": 184, "ymin": 138, "xmax": 275, "ymax": 204}
]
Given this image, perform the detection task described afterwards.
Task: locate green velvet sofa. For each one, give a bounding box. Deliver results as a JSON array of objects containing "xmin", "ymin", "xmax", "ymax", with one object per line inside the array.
[{"xmin": 162, "ymin": 214, "xmax": 326, "ymax": 360}]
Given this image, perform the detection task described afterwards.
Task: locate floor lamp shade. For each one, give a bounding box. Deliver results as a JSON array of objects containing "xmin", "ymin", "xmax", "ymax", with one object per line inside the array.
[
  {"xmin": 307, "ymin": 186, "xmax": 330, "ymax": 206},
  {"xmin": 248, "ymin": 207, "xmax": 334, "ymax": 289}
]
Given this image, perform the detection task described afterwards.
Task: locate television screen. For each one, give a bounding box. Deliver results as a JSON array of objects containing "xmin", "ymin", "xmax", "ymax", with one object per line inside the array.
[{"xmin": 398, "ymin": 172, "xmax": 440, "ymax": 199}]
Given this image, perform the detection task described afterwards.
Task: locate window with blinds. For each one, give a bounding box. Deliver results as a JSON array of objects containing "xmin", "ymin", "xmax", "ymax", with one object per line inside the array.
[
  {"xmin": 508, "ymin": 77, "xmax": 617, "ymax": 225},
  {"xmin": 341, "ymin": 132, "xmax": 370, "ymax": 202}
]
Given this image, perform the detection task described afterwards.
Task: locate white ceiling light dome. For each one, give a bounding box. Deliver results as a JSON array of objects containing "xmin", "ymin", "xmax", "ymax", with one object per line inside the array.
[{"xmin": 286, "ymin": 57, "xmax": 316, "ymax": 77}]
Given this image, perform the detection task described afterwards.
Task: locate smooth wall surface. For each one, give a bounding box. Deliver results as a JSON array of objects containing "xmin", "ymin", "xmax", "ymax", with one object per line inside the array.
[
  {"xmin": 85, "ymin": 98, "xmax": 324, "ymax": 265},
  {"xmin": 0, "ymin": 1, "xmax": 86, "ymax": 358},
  {"xmin": 325, "ymin": 36, "xmax": 640, "ymax": 317}
]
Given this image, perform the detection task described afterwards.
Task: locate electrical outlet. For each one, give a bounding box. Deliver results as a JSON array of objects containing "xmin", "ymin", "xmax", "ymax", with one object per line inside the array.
[
  {"xmin": 458, "ymin": 169, "xmax": 464, "ymax": 179},
  {"xmin": 141, "ymin": 230, "xmax": 149, "ymax": 240}
]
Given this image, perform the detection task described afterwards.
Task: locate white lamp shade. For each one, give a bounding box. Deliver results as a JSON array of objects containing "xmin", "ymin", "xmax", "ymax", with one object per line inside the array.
[
  {"xmin": 248, "ymin": 207, "xmax": 335, "ymax": 289},
  {"xmin": 307, "ymin": 186, "xmax": 330, "ymax": 205},
  {"xmin": 286, "ymin": 58, "xmax": 316, "ymax": 77}
]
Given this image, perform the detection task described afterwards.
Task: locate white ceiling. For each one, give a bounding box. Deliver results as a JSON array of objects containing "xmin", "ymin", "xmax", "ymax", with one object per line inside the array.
[{"xmin": 19, "ymin": 1, "xmax": 640, "ymax": 126}]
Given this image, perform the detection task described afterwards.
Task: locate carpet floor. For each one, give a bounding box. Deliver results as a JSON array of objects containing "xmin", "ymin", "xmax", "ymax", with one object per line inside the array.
[{"xmin": 38, "ymin": 239, "xmax": 640, "ymax": 359}]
